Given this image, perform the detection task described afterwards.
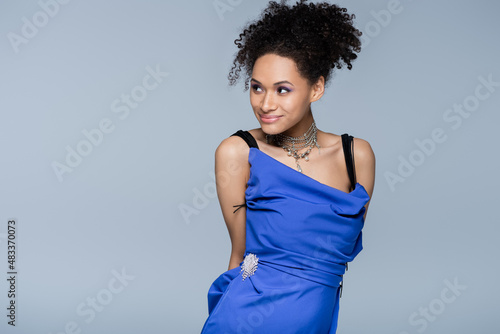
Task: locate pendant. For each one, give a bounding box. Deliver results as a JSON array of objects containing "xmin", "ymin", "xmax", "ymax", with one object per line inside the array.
[{"xmin": 297, "ymin": 164, "xmax": 302, "ymax": 173}]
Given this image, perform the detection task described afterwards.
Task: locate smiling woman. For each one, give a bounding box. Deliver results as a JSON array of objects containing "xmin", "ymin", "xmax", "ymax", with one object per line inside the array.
[{"xmin": 200, "ymin": 1, "xmax": 376, "ymax": 333}]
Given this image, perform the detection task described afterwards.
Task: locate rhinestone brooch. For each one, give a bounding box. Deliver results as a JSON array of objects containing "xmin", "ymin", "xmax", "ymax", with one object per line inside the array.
[{"xmin": 240, "ymin": 253, "xmax": 259, "ymax": 281}]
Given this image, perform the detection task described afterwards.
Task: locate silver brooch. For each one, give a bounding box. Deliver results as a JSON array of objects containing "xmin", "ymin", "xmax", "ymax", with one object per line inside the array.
[{"xmin": 240, "ymin": 253, "xmax": 259, "ymax": 281}]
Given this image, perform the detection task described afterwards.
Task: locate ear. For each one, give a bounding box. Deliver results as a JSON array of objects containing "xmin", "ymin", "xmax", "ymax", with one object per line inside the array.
[{"xmin": 310, "ymin": 76, "xmax": 325, "ymax": 103}]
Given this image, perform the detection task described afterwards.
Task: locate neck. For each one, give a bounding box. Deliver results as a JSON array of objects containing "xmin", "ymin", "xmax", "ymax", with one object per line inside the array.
[
  {"xmin": 269, "ymin": 120, "xmax": 318, "ymax": 151},
  {"xmin": 281, "ymin": 108, "xmax": 314, "ymax": 138}
]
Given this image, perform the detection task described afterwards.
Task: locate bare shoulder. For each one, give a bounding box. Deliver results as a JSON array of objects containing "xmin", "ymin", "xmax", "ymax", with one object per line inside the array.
[
  {"xmin": 317, "ymin": 131, "xmax": 375, "ymax": 167},
  {"xmin": 352, "ymin": 137, "xmax": 376, "ymax": 165},
  {"xmin": 216, "ymin": 133, "xmax": 248, "ymax": 156},
  {"xmin": 215, "ymin": 132, "xmax": 251, "ymax": 173},
  {"xmin": 352, "ymin": 136, "xmax": 376, "ymax": 198}
]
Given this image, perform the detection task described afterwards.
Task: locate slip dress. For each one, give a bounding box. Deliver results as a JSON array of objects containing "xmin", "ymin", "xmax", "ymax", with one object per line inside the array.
[{"xmin": 200, "ymin": 130, "xmax": 370, "ymax": 334}]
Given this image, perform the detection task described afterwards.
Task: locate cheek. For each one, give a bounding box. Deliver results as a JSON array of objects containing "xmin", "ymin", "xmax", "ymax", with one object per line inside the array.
[
  {"xmin": 250, "ymin": 102, "xmax": 260, "ymax": 114},
  {"xmin": 280, "ymin": 96, "xmax": 304, "ymax": 112},
  {"xmin": 249, "ymin": 95, "xmax": 259, "ymax": 108}
]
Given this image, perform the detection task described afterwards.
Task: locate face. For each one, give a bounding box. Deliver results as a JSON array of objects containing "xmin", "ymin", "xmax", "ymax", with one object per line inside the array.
[{"xmin": 250, "ymin": 53, "xmax": 324, "ymax": 137}]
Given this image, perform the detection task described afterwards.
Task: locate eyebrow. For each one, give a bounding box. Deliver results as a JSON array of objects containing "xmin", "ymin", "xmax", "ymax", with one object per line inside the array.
[{"xmin": 250, "ymin": 78, "xmax": 294, "ymax": 86}]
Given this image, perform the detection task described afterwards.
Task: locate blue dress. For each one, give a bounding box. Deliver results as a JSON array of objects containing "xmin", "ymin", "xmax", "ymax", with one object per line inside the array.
[{"xmin": 201, "ymin": 130, "xmax": 370, "ymax": 334}]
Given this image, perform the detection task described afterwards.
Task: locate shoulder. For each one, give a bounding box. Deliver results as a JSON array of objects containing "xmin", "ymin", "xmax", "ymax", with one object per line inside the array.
[
  {"xmin": 321, "ymin": 130, "xmax": 375, "ymax": 177},
  {"xmin": 352, "ymin": 137, "xmax": 375, "ymax": 166},
  {"xmin": 351, "ymin": 136, "xmax": 376, "ymax": 197},
  {"xmin": 215, "ymin": 131, "xmax": 251, "ymax": 167}
]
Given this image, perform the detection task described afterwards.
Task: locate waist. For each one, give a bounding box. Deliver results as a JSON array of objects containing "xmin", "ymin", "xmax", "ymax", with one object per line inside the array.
[{"xmin": 241, "ymin": 251, "xmax": 347, "ymax": 288}]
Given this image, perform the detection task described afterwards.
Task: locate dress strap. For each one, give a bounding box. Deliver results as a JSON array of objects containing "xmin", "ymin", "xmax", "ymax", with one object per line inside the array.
[
  {"xmin": 230, "ymin": 130, "xmax": 260, "ymax": 149},
  {"xmin": 341, "ymin": 133, "xmax": 356, "ymax": 192},
  {"xmin": 340, "ymin": 135, "xmax": 356, "ymax": 299},
  {"xmin": 229, "ymin": 130, "xmax": 259, "ymax": 214}
]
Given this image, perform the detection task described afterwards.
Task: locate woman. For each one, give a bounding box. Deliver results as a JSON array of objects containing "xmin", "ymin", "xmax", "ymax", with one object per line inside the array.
[{"xmin": 201, "ymin": 1, "xmax": 375, "ymax": 332}]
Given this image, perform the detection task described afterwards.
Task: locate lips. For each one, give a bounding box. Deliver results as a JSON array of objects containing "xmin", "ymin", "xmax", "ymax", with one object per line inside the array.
[{"xmin": 259, "ymin": 114, "xmax": 283, "ymax": 124}]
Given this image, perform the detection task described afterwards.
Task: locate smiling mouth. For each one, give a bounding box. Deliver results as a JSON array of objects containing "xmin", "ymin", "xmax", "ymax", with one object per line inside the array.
[
  {"xmin": 259, "ymin": 114, "xmax": 283, "ymax": 123},
  {"xmin": 260, "ymin": 115, "xmax": 282, "ymax": 119}
]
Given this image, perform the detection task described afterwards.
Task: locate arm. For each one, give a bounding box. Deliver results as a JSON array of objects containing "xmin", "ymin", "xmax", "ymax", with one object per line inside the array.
[
  {"xmin": 352, "ymin": 138, "xmax": 376, "ymax": 221},
  {"xmin": 214, "ymin": 136, "xmax": 250, "ymax": 271}
]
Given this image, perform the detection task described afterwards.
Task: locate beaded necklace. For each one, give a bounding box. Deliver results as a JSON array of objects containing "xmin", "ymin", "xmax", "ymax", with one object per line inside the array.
[{"xmin": 266, "ymin": 121, "xmax": 320, "ymax": 173}]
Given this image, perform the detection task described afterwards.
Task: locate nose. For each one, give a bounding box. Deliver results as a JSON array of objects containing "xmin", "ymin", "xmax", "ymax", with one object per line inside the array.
[{"xmin": 261, "ymin": 91, "xmax": 277, "ymax": 112}]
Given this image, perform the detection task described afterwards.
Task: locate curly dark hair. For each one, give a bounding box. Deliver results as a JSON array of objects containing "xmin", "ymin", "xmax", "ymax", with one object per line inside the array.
[{"xmin": 228, "ymin": 0, "xmax": 362, "ymax": 92}]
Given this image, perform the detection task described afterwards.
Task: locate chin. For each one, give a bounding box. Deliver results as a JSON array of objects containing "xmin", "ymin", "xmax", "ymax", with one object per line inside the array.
[{"xmin": 259, "ymin": 124, "xmax": 283, "ymax": 135}]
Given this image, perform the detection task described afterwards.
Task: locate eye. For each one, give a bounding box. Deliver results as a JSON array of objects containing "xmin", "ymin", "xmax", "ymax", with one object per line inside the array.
[
  {"xmin": 251, "ymin": 84, "xmax": 262, "ymax": 92},
  {"xmin": 278, "ymin": 86, "xmax": 291, "ymax": 94}
]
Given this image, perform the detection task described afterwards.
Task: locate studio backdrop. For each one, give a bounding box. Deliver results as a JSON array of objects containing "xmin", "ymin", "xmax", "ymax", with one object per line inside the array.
[{"xmin": 0, "ymin": 0, "xmax": 498, "ymax": 333}]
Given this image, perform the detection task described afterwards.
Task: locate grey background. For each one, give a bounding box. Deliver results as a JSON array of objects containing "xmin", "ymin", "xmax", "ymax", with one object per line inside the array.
[{"xmin": 1, "ymin": 0, "xmax": 499, "ymax": 333}]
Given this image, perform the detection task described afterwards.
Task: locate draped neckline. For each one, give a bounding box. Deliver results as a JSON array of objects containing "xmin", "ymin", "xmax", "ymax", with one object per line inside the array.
[{"xmin": 249, "ymin": 147, "xmax": 368, "ymax": 197}]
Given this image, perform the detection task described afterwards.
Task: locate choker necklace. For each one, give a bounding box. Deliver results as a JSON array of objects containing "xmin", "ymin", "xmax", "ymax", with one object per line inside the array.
[{"xmin": 265, "ymin": 121, "xmax": 320, "ymax": 173}]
